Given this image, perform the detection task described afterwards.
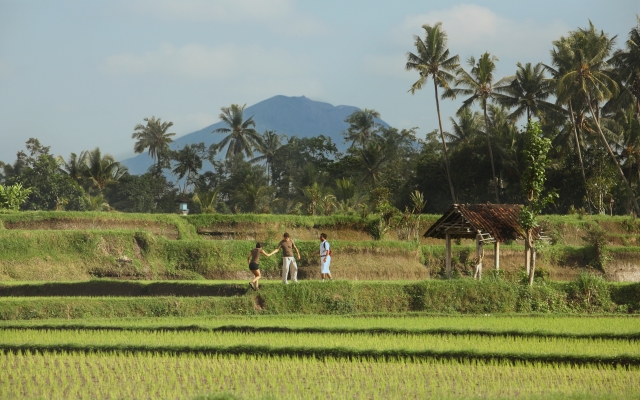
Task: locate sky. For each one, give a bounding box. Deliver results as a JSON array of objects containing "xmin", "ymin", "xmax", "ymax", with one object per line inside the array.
[{"xmin": 0, "ymin": 0, "xmax": 638, "ymax": 165}]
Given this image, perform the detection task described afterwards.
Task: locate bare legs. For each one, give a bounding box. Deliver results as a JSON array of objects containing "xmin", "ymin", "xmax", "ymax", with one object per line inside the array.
[{"xmin": 250, "ymin": 269, "xmax": 261, "ymax": 290}]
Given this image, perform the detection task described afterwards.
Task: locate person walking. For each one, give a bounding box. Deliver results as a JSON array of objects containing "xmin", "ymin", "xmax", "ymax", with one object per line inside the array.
[
  {"xmin": 319, "ymin": 233, "xmax": 332, "ymax": 281},
  {"xmin": 269, "ymin": 232, "xmax": 301, "ymax": 284},
  {"xmin": 247, "ymin": 242, "xmax": 270, "ymax": 291}
]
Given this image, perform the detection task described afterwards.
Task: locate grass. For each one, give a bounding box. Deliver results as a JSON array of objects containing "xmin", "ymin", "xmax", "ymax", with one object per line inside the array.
[
  {"xmin": 3, "ymin": 328, "xmax": 639, "ymax": 360},
  {"xmin": 5, "ymin": 211, "xmax": 640, "ymax": 281},
  {"xmin": 1, "ymin": 314, "xmax": 639, "ymax": 333},
  {"xmin": 2, "ymin": 351, "xmax": 638, "ymax": 399},
  {"xmin": 0, "ymin": 279, "xmax": 637, "ymax": 319},
  {"xmin": 0, "ymin": 210, "xmax": 198, "ymax": 239},
  {"xmin": 3, "ymin": 315, "xmax": 640, "ymax": 339}
]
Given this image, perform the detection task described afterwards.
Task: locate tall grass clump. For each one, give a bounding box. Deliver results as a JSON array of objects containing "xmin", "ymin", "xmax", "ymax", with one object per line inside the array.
[{"xmin": 567, "ymin": 272, "xmax": 616, "ymax": 312}]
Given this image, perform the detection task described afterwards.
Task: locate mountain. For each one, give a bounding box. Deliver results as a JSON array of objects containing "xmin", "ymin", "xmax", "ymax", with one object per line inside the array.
[{"xmin": 121, "ymin": 95, "xmax": 388, "ymax": 175}]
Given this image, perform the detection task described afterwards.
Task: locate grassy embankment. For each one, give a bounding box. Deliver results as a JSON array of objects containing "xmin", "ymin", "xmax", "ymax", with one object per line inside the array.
[
  {"xmin": 2, "ymin": 211, "xmax": 640, "ymax": 281},
  {"xmin": 0, "ymin": 278, "xmax": 638, "ymax": 319}
]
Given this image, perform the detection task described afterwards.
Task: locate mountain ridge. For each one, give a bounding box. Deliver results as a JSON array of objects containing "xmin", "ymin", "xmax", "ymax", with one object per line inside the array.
[{"xmin": 121, "ymin": 95, "xmax": 388, "ymax": 175}]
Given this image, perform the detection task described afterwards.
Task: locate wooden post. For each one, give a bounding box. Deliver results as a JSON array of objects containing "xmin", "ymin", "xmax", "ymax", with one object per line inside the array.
[
  {"xmin": 494, "ymin": 241, "xmax": 500, "ymax": 270},
  {"xmin": 524, "ymin": 231, "xmax": 531, "ymax": 275},
  {"xmin": 445, "ymin": 233, "xmax": 452, "ymax": 278}
]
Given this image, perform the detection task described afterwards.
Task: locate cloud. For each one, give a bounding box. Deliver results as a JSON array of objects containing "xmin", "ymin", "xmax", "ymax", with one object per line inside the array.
[
  {"xmin": 126, "ymin": 0, "xmax": 326, "ymax": 36},
  {"xmin": 104, "ymin": 42, "xmax": 306, "ymax": 80},
  {"xmin": 103, "ymin": 42, "xmax": 325, "ymax": 100},
  {"xmin": 393, "ymin": 4, "xmax": 569, "ymax": 61},
  {"xmin": 363, "ymin": 53, "xmax": 409, "ymax": 78}
]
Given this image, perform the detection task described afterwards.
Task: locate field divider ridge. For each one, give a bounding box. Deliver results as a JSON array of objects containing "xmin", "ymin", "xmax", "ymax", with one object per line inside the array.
[
  {"xmin": 1, "ymin": 324, "xmax": 639, "ymax": 341},
  {"xmin": 2, "ymin": 343, "xmax": 640, "ymax": 367}
]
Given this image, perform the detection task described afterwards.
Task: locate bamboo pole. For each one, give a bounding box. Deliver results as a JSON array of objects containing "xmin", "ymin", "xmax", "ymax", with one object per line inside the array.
[{"xmin": 445, "ymin": 233, "xmax": 452, "ymax": 278}]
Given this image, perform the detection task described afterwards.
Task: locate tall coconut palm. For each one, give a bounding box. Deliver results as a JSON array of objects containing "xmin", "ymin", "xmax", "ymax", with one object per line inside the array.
[
  {"xmin": 444, "ymin": 52, "xmax": 511, "ymax": 203},
  {"xmin": 405, "ymin": 22, "xmax": 459, "ymax": 202},
  {"xmin": 619, "ymin": 107, "xmax": 640, "ymax": 202},
  {"xmin": 172, "ymin": 143, "xmax": 204, "ymax": 193},
  {"xmin": 556, "ymin": 23, "xmax": 640, "ymax": 214},
  {"xmin": 546, "ymin": 40, "xmax": 591, "ymax": 203},
  {"xmin": 84, "ymin": 148, "xmax": 127, "ymax": 192},
  {"xmin": 496, "ymin": 62, "xmax": 560, "ymax": 122},
  {"xmin": 131, "ymin": 116, "xmax": 176, "ymax": 172},
  {"xmin": 609, "ymin": 17, "xmax": 640, "ymax": 115},
  {"xmin": 250, "ymin": 130, "xmax": 285, "ymax": 185},
  {"xmin": 212, "ymin": 104, "xmax": 263, "ymax": 159},
  {"xmin": 343, "ymin": 108, "xmax": 381, "ymax": 148}
]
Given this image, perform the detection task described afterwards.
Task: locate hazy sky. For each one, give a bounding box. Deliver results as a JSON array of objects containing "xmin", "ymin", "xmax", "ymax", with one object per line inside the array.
[{"xmin": 1, "ymin": 0, "xmax": 638, "ymax": 165}]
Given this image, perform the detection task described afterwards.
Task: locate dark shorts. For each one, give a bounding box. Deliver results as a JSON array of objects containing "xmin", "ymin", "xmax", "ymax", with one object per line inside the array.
[{"xmin": 249, "ymin": 262, "xmax": 260, "ymax": 271}]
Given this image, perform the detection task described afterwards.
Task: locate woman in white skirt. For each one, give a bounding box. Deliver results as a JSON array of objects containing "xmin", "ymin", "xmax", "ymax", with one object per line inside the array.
[{"xmin": 319, "ymin": 233, "xmax": 332, "ymax": 281}]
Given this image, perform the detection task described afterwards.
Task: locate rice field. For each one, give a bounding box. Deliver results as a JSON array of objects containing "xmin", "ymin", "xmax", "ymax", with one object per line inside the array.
[
  {"xmin": 4, "ymin": 314, "xmax": 640, "ymax": 335},
  {"xmin": 1, "ymin": 351, "xmax": 639, "ymax": 399},
  {"xmin": 2, "ymin": 328, "xmax": 640, "ymax": 359},
  {"xmin": 1, "ymin": 315, "xmax": 639, "ymax": 399}
]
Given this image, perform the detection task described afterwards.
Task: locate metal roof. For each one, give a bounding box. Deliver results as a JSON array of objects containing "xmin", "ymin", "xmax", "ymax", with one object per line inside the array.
[{"xmin": 423, "ymin": 203, "xmax": 542, "ymax": 243}]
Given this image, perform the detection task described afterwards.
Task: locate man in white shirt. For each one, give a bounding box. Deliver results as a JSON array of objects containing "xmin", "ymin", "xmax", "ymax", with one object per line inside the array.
[{"xmin": 319, "ymin": 233, "xmax": 332, "ymax": 282}]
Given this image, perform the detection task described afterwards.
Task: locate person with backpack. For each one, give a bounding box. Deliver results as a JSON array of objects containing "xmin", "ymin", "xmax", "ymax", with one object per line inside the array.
[{"xmin": 318, "ymin": 233, "xmax": 333, "ymax": 282}]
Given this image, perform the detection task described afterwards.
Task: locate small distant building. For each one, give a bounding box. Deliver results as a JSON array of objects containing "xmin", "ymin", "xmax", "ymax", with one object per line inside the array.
[
  {"xmin": 176, "ymin": 195, "xmax": 191, "ymax": 216},
  {"xmin": 423, "ymin": 204, "xmax": 543, "ymax": 278}
]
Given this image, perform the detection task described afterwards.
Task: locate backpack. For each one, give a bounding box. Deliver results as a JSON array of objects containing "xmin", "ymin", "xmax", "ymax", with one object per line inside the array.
[{"xmin": 323, "ymin": 241, "xmax": 333, "ymax": 257}]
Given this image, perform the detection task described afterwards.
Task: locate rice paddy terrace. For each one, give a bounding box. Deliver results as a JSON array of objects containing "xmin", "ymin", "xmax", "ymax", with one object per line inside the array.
[
  {"xmin": 1, "ymin": 211, "xmax": 640, "ymax": 398},
  {"xmin": 2, "ymin": 211, "xmax": 640, "ymax": 282}
]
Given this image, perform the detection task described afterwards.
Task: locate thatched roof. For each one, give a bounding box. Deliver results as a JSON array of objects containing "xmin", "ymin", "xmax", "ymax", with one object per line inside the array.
[{"xmin": 423, "ymin": 204, "xmax": 542, "ymax": 243}]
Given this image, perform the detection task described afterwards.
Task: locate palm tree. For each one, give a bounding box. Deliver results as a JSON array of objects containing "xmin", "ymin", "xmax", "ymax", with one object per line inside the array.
[
  {"xmin": 132, "ymin": 116, "xmax": 176, "ymax": 172},
  {"xmin": 445, "ymin": 108, "xmax": 483, "ymax": 147},
  {"xmin": 343, "ymin": 109, "xmax": 381, "ymax": 148},
  {"xmin": 250, "ymin": 130, "xmax": 285, "ymax": 185},
  {"xmin": 496, "ymin": 62, "xmax": 560, "ymax": 122},
  {"xmin": 236, "ymin": 182, "xmax": 271, "ymax": 213},
  {"xmin": 556, "ymin": 23, "xmax": 640, "ymax": 214},
  {"xmin": 546, "ymin": 39, "xmax": 591, "ymax": 203},
  {"xmin": 84, "ymin": 148, "xmax": 127, "ymax": 192},
  {"xmin": 609, "ymin": 17, "xmax": 640, "ymax": 115},
  {"xmin": 444, "ymin": 52, "xmax": 510, "ymax": 203},
  {"xmin": 614, "ymin": 107, "xmax": 640, "ymax": 211},
  {"xmin": 172, "ymin": 144, "xmax": 204, "ymax": 193},
  {"xmin": 302, "ymin": 182, "xmax": 323, "ymax": 216},
  {"xmin": 356, "ymin": 141, "xmax": 387, "ymax": 188},
  {"xmin": 406, "ymin": 22, "xmax": 459, "ymax": 203},
  {"xmin": 193, "ymin": 187, "xmax": 221, "ymax": 214},
  {"xmin": 212, "ymin": 104, "xmax": 263, "ymax": 159},
  {"xmin": 59, "ymin": 151, "xmax": 88, "ymax": 187},
  {"xmin": 335, "ymin": 178, "xmax": 356, "ymax": 202}
]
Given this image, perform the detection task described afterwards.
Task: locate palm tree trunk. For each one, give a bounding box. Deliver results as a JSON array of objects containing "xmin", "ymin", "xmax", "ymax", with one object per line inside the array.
[
  {"xmin": 588, "ymin": 99, "xmax": 640, "ymax": 215},
  {"xmin": 434, "ymin": 80, "xmax": 456, "ymax": 203},
  {"xmin": 568, "ymin": 101, "xmax": 591, "ymax": 212},
  {"xmin": 483, "ymin": 102, "xmax": 500, "ymax": 203}
]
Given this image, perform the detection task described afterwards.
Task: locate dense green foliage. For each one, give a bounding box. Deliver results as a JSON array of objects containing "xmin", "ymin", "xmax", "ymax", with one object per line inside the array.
[{"xmin": 2, "ymin": 20, "xmax": 638, "ymax": 217}]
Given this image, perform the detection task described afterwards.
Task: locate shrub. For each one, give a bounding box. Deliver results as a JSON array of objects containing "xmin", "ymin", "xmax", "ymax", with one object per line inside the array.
[
  {"xmin": 582, "ymin": 224, "xmax": 609, "ymax": 271},
  {"xmin": 567, "ymin": 272, "xmax": 615, "ymax": 312}
]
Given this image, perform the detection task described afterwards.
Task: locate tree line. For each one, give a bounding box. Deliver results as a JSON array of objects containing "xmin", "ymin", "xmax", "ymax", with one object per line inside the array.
[{"xmin": 1, "ymin": 19, "xmax": 639, "ymax": 218}]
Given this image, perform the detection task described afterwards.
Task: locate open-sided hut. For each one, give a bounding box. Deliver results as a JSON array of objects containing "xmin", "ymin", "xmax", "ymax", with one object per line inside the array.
[{"xmin": 423, "ymin": 204, "xmax": 542, "ymax": 278}]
